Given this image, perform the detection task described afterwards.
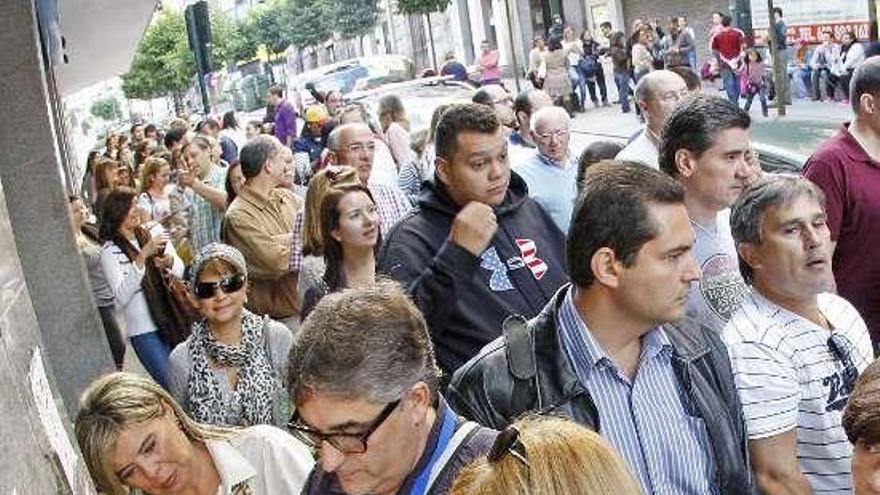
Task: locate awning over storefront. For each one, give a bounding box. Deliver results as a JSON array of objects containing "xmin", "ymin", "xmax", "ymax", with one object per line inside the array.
[{"xmin": 54, "ymin": 0, "xmax": 159, "ymax": 96}]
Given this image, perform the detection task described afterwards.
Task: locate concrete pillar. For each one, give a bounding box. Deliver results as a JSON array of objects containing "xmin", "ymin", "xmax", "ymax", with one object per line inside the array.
[{"xmin": 0, "ymin": 0, "xmax": 112, "ymax": 418}]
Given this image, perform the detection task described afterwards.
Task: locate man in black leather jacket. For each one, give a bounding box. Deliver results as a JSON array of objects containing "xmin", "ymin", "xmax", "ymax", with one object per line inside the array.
[{"xmin": 448, "ymin": 162, "xmax": 755, "ymax": 495}]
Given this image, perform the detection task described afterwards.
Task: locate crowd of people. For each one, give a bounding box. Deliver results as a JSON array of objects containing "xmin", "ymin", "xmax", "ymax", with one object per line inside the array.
[{"xmin": 64, "ymin": 9, "xmax": 880, "ymax": 494}]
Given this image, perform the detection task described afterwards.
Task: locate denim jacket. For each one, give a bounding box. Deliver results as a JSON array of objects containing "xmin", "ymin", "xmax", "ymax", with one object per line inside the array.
[{"xmin": 448, "ymin": 285, "xmax": 756, "ymax": 495}]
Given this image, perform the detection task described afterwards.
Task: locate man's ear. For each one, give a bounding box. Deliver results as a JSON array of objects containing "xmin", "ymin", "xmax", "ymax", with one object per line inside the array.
[
  {"xmin": 435, "ymin": 156, "xmax": 451, "ymax": 185},
  {"xmin": 326, "ymin": 150, "xmax": 339, "ymax": 165},
  {"xmin": 860, "ymin": 93, "xmax": 877, "ymax": 116},
  {"xmin": 738, "ymin": 242, "xmax": 761, "ymax": 273},
  {"xmin": 404, "ymin": 381, "xmax": 432, "ymax": 426},
  {"xmin": 675, "ymin": 149, "xmax": 695, "ymax": 178},
  {"xmin": 591, "ymin": 247, "xmax": 623, "ymax": 289}
]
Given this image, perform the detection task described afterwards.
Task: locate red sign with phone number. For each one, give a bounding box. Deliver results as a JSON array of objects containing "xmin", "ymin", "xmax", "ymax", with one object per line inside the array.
[{"xmin": 753, "ymin": 22, "xmax": 871, "ymax": 45}]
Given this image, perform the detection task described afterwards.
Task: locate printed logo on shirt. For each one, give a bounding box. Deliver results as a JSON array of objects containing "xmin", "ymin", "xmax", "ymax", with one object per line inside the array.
[
  {"xmin": 480, "ymin": 239, "xmax": 548, "ymax": 292},
  {"xmin": 824, "ymin": 370, "xmax": 853, "ymax": 412},
  {"xmin": 699, "ymin": 254, "xmax": 749, "ymax": 321}
]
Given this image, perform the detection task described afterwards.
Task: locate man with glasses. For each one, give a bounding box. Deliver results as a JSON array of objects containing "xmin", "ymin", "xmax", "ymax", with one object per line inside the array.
[
  {"xmin": 327, "ymin": 123, "xmax": 411, "ymax": 235},
  {"xmin": 511, "ymin": 106, "xmax": 578, "ymax": 232},
  {"xmin": 288, "ymin": 280, "xmax": 496, "ymax": 495},
  {"xmin": 660, "ymin": 94, "xmax": 757, "ymax": 333},
  {"xmin": 616, "ymin": 70, "xmax": 689, "ymax": 169},
  {"xmin": 723, "ymin": 175, "xmax": 873, "ymax": 494}
]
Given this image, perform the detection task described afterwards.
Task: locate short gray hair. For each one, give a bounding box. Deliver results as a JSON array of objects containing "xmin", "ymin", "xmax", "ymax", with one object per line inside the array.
[
  {"xmin": 327, "ymin": 123, "xmax": 371, "ymax": 152},
  {"xmin": 529, "ymin": 105, "xmax": 570, "ymax": 133},
  {"xmin": 730, "ymin": 176, "xmax": 826, "ymax": 283},
  {"xmin": 288, "ymin": 279, "xmax": 441, "ymax": 405}
]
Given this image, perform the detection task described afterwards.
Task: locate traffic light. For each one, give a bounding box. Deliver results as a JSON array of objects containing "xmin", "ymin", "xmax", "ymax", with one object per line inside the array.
[{"xmin": 185, "ymin": 1, "xmax": 212, "ymax": 75}]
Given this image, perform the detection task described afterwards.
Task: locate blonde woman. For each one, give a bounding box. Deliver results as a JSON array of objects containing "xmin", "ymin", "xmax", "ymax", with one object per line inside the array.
[
  {"xmin": 451, "ymin": 415, "xmax": 643, "ymax": 495},
  {"xmin": 137, "ymin": 157, "xmax": 173, "ymax": 222},
  {"xmin": 75, "ymin": 372, "xmax": 313, "ymax": 495},
  {"xmin": 378, "ymin": 94, "xmax": 415, "ymax": 169}
]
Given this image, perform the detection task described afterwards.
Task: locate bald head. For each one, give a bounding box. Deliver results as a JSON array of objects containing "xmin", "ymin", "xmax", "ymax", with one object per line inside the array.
[
  {"xmin": 328, "ymin": 123, "xmax": 375, "ymax": 184},
  {"xmin": 635, "ymin": 70, "xmax": 688, "ymax": 134}
]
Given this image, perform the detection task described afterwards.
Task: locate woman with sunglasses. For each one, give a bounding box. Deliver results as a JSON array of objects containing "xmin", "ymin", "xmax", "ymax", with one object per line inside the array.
[
  {"xmin": 451, "ymin": 415, "xmax": 643, "ymax": 495},
  {"xmin": 169, "ymin": 243, "xmax": 293, "ymax": 428},
  {"xmin": 301, "ymin": 183, "xmax": 381, "ymax": 319},
  {"xmin": 75, "ymin": 372, "xmax": 313, "ymax": 495}
]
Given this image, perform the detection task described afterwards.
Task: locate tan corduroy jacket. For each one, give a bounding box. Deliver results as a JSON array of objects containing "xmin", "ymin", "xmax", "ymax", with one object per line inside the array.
[{"xmin": 223, "ymin": 184, "xmax": 303, "ymax": 319}]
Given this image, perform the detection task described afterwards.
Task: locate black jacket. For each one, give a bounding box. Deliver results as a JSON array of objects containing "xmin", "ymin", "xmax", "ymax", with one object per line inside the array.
[
  {"xmin": 448, "ymin": 285, "xmax": 755, "ymax": 495},
  {"xmin": 378, "ymin": 173, "xmax": 567, "ymax": 376}
]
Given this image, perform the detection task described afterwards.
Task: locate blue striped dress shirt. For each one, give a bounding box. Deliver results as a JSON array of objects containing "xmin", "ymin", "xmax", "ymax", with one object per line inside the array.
[{"xmin": 556, "ymin": 288, "xmax": 719, "ymax": 495}]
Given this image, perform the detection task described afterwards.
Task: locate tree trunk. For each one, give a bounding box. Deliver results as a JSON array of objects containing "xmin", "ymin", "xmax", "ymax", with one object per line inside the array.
[
  {"xmin": 768, "ymin": 0, "xmax": 787, "ymax": 115},
  {"xmin": 426, "ymin": 12, "xmax": 437, "ymax": 71}
]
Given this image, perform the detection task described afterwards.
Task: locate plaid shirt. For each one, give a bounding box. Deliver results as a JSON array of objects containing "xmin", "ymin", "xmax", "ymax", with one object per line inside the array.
[
  {"xmin": 369, "ymin": 183, "xmax": 412, "ymax": 235},
  {"xmin": 185, "ymin": 165, "xmax": 227, "ymax": 252}
]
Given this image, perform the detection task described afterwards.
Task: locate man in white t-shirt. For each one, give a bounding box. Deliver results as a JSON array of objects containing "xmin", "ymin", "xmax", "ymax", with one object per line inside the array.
[
  {"xmin": 660, "ymin": 94, "xmax": 757, "ymax": 332},
  {"xmin": 724, "ymin": 176, "xmax": 873, "ymax": 495}
]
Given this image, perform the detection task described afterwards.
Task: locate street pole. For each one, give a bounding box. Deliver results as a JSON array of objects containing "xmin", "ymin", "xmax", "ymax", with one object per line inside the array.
[
  {"xmin": 503, "ymin": 0, "xmax": 521, "ymax": 92},
  {"xmin": 768, "ymin": 0, "xmax": 786, "ymax": 116}
]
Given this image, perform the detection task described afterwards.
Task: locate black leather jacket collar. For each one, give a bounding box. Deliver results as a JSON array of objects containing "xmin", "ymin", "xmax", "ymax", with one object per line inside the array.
[{"xmin": 448, "ymin": 284, "xmax": 756, "ymax": 495}]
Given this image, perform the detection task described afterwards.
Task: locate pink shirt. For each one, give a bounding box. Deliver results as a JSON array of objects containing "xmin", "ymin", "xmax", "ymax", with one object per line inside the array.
[{"xmin": 478, "ymin": 50, "xmax": 501, "ymax": 82}]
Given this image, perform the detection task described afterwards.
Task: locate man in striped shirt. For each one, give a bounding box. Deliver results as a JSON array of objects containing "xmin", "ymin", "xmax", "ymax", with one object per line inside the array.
[
  {"xmin": 450, "ymin": 161, "xmax": 753, "ymax": 494},
  {"xmin": 724, "ymin": 176, "xmax": 873, "ymax": 494}
]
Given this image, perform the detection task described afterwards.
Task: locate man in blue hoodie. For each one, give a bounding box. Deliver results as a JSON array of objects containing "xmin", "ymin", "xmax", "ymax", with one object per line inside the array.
[{"xmin": 379, "ymin": 103, "xmax": 567, "ymax": 376}]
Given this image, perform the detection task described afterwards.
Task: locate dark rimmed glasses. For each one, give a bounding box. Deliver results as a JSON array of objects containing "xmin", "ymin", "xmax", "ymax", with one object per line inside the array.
[
  {"xmin": 193, "ymin": 273, "xmax": 246, "ymax": 299},
  {"xmin": 828, "ymin": 333, "xmax": 859, "ymax": 396},
  {"xmin": 287, "ymin": 400, "xmax": 400, "ymax": 454},
  {"xmin": 488, "ymin": 425, "xmax": 529, "ymax": 467}
]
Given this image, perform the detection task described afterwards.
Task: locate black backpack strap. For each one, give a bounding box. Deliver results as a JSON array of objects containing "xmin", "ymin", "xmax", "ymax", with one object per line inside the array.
[{"xmin": 502, "ymin": 315, "xmax": 538, "ymax": 416}]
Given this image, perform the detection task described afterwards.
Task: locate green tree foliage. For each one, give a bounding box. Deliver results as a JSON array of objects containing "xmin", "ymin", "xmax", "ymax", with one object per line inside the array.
[
  {"xmin": 332, "ymin": 0, "xmax": 379, "ymax": 40},
  {"xmin": 395, "ymin": 0, "xmax": 449, "ymax": 15},
  {"xmin": 121, "ymin": 9, "xmax": 195, "ymax": 102},
  {"xmin": 209, "ymin": 5, "xmax": 250, "ymax": 66},
  {"xmin": 286, "ymin": 0, "xmax": 333, "ymax": 49},
  {"xmin": 90, "ymin": 95, "xmax": 122, "ymax": 121},
  {"xmin": 244, "ymin": 0, "xmax": 293, "ymax": 56}
]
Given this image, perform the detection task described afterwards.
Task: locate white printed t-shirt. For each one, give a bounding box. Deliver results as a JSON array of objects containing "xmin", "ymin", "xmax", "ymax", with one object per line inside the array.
[
  {"xmin": 687, "ymin": 209, "xmax": 749, "ymax": 333},
  {"xmin": 722, "ymin": 290, "xmax": 873, "ymax": 494}
]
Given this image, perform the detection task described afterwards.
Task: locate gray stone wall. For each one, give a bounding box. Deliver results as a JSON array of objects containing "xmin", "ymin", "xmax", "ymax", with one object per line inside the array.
[{"xmin": 622, "ymin": 0, "xmax": 730, "ymax": 66}]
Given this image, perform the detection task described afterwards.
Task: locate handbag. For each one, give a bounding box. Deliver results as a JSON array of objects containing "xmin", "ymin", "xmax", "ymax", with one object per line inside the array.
[{"xmin": 132, "ymin": 225, "xmax": 199, "ymax": 347}]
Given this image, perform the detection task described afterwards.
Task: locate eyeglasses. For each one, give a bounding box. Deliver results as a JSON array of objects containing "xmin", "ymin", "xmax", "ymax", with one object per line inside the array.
[
  {"xmin": 488, "ymin": 425, "xmax": 529, "ymax": 467},
  {"xmin": 287, "ymin": 400, "xmax": 400, "ymax": 454},
  {"xmin": 828, "ymin": 333, "xmax": 859, "ymax": 396},
  {"xmin": 534, "ymin": 129, "xmax": 568, "ymax": 142},
  {"xmin": 345, "ymin": 142, "xmax": 376, "ymax": 154},
  {"xmin": 193, "ymin": 273, "xmax": 246, "ymax": 299},
  {"xmin": 656, "ymin": 88, "xmax": 690, "ymax": 103}
]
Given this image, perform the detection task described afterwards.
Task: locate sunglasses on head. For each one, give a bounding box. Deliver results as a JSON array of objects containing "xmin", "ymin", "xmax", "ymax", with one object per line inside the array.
[
  {"xmin": 488, "ymin": 425, "xmax": 529, "ymax": 467},
  {"xmin": 193, "ymin": 273, "xmax": 246, "ymax": 299}
]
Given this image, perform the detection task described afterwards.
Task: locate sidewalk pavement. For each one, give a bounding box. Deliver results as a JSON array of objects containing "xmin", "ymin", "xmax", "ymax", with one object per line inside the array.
[{"xmin": 569, "ymin": 82, "xmax": 851, "ymax": 160}]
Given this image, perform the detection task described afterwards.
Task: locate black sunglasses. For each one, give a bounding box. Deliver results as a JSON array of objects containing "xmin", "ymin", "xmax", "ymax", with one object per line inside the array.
[
  {"xmin": 287, "ymin": 400, "xmax": 400, "ymax": 454},
  {"xmin": 488, "ymin": 425, "xmax": 529, "ymax": 466},
  {"xmin": 193, "ymin": 273, "xmax": 246, "ymax": 299},
  {"xmin": 828, "ymin": 333, "xmax": 859, "ymax": 396}
]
